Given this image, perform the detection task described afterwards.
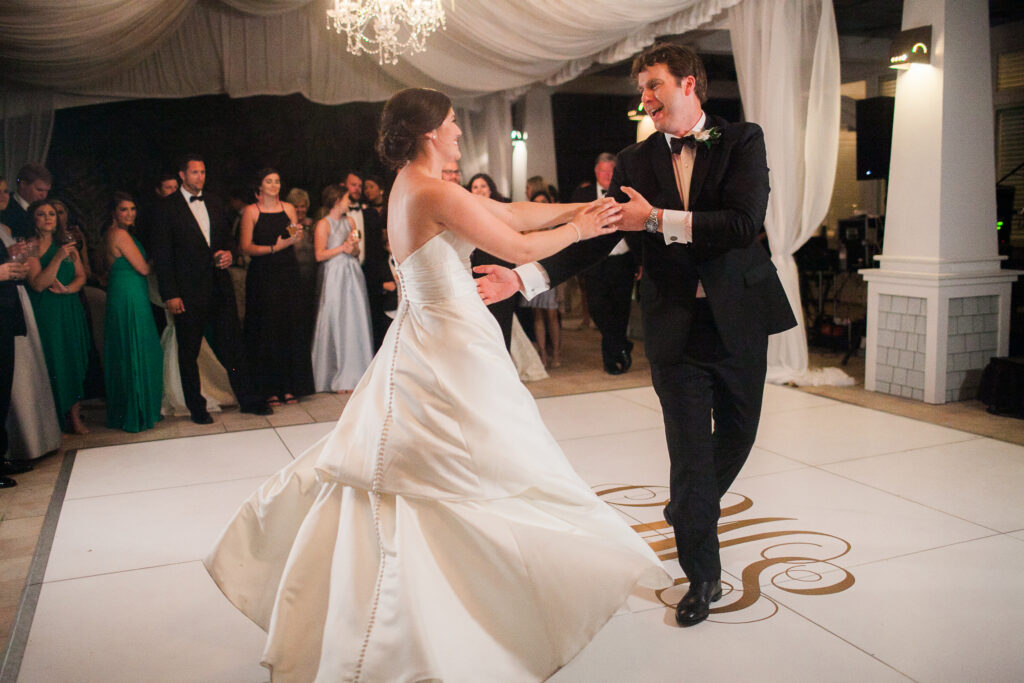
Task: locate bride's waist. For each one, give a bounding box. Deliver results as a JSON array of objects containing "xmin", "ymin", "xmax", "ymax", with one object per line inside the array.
[{"xmin": 401, "ymin": 274, "xmax": 478, "ymax": 303}]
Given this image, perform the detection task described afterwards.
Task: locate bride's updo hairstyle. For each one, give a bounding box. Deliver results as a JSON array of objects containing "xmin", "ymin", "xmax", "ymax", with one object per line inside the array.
[{"xmin": 377, "ymin": 88, "xmax": 452, "ymax": 169}]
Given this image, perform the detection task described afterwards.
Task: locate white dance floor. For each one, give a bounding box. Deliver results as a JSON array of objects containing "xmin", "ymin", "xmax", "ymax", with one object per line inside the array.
[{"xmin": 14, "ymin": 385, "xmax": 1024, "ymax": 682}]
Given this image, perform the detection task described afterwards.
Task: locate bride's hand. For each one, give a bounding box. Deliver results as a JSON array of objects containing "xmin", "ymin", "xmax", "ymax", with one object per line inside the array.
[{"xmin": 571, "ymin": 197, "xmax": 622, "ymax": 240}]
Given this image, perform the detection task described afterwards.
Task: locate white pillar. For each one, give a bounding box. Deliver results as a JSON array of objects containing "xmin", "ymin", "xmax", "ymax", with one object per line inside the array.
[
  {"xmin": 861, "ymin": 0, "xmax": 1020, "ymax": 403},
  {"xmin": 523, "ymin": 86, "xmax": 557, "ymax": 200}
]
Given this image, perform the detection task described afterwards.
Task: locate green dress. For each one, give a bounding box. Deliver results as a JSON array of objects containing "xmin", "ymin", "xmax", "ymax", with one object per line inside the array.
[
  {"xmin": 103, "ymin": 234, "xmax": 163, "ymax": 432},
  {"xmin": 27, "ymin": 240, "xmax": 91, "ymax": 431}
]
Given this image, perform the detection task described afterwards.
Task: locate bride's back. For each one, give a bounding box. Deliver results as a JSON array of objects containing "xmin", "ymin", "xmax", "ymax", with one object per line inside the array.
[{"xmin": 386, "ymin": 170, "xmax": 448, "ymax": 265}]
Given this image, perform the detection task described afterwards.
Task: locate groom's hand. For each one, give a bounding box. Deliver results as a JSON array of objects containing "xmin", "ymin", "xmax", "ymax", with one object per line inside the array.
[
  {"xmin": 616, "ymin": 186, "xmax": 654, "ymax": 231},
  {"xmin": 474, "ymin": 264, "xmax": 522, "ymax": 304}
]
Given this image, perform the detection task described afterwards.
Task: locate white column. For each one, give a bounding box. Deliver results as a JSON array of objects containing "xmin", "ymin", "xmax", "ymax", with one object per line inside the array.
[
  {"xmin": 523, "ymin": 85, "xmax": 557, "ymax": 200},
  {"xmin": 862, "ymin": 0, "xmax": 1020, "ymax": 403}
]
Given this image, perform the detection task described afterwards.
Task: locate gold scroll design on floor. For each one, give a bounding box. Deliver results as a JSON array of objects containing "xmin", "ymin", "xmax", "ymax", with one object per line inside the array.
[{"xmin": 596, "ymin": 484, "xmax": 855, "ymax": 623}]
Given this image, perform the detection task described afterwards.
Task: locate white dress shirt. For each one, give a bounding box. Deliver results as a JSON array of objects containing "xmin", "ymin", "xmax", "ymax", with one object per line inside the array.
[
  {"xmin": 182, "ymin": 186, "xmax": 211, "ymax": 246},
  {"xmin": 13, "ymin": 192, "xmax": 28, "ymax": 211}
]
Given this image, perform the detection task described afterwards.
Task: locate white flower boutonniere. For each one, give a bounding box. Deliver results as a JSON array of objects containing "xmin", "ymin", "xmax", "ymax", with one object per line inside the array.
[{"xmin": 693, "ymin": 126, "xmax": 722, "ymax": 149}]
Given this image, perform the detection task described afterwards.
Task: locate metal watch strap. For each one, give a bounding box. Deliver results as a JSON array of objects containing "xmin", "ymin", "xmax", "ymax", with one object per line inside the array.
[{"xmin": 644, "ymin": 207, "xmax": 659, "ymax": 233}]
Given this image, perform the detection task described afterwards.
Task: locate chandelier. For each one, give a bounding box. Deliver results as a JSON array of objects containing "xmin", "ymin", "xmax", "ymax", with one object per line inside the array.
[{"xmin": 327, "ymin": 0, "xmax": 446, "ymax": 65}]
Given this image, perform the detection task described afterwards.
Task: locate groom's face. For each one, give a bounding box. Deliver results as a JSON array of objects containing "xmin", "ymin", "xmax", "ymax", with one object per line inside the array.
[{"xmin": 638, "ymin": 63, "xmax": 700, "ymax": 137}]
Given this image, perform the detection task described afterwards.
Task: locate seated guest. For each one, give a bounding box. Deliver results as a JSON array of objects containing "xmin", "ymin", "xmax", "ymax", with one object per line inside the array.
[
  {"xmin": 103, "ymin": 192, "xmax": 163, "ymax": 432},
  {"xmin": 1, "ymin": 163, "xmax": 52, "ymax": 239},
  {"xmin": 238, "ymin": 168, "xmax": 314, "ymax": 406},
  {"xmin": 311, "ymin": 185, "xmax": 372, "ymax": 393},
  {"xmin": 24, "ymin": 200, "xmax": 91, "ymax": 434},
  {"xmin": 0, "ymin": 176, "xmax": 62, "ymax": 462}
]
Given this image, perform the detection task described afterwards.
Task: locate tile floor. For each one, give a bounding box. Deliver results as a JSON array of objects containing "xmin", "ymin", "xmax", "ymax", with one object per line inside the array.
[{"xmin": 4, "ymin": 383, "xmax": 1022, "ymax": 682}]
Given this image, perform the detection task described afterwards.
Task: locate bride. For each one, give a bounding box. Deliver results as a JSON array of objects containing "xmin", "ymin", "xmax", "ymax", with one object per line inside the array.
[{"xmin": 205, "ymin": 88, "xmax": 670, "ymax": 682}]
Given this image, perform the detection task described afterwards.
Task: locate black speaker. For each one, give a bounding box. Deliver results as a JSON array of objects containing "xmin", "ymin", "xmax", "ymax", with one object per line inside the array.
[
  {"xmin": 856, "ymin": 97, "xmax": 895, "ymax": 181},
  {"xmin": 997, "ymin": 184, "xmax": 1015, "ymax": 251}
]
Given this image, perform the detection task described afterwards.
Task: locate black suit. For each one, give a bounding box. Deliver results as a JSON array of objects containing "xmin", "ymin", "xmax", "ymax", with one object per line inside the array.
[
  {"xmin": 151, "ymin": 190, "xmax": 257, "ymax": 415},
  {"xmin": 357, "ymin": 207, "xmax": 394, "ymax": 350},
  {"xmin": 541, "ymin": 116, "xmax": 797, "ymax": 582},
  {"xmin": 0, "ymin": 199, "xmax": 32, "ymax": 240},
  {"xmin": 570, "ymin": 184, "xmax": 637, "ymax": 367}
]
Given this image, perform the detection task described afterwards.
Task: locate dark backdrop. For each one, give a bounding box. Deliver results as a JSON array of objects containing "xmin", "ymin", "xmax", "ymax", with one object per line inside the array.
[
  {"xmin": 551, "ymin": 93, "xmax": 743, "ymax": 200},
  {"xmin": 47, "ymin": 93, "xmax": 388, "ymax": 248}
]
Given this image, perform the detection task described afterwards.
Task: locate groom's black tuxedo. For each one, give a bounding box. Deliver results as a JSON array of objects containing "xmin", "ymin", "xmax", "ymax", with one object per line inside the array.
[
  {"xmin": 541, "ymin": 115, "xmax": 796, "ymax": 583},
  {"xmin": 151, "ymin": 190, "xmax": 257, "ymax": 415}
]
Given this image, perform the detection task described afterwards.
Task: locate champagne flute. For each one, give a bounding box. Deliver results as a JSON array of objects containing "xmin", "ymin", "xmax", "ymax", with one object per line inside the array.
[{"xmin": 287, "ymin": 223, "xmax": 301, "ymax": 238}]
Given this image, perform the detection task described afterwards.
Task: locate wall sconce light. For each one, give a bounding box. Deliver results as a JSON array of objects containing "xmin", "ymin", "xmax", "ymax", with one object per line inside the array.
[
  {"xmin": 627, "ymin": 103, "xmax": 646, "ymax": 122},
  {"xmin": 889, "ymin": 26, "xmax": 931, "ymax": 69},
  {"xmin": 510, "ymin": 130, "xmax": 528, "ymax": 142}
]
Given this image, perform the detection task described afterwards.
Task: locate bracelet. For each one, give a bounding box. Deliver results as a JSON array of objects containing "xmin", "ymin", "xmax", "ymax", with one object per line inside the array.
[
  {"xmin": 567, "ymin": 222, "xmax": 582, "ymax": 242},
  {"xmin": 269, "ymin": 245, "xmax": 275, "ymax": 254}
]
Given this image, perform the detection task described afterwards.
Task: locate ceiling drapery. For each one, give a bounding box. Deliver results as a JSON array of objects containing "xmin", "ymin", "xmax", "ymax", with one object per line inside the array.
[{"xmin": 0, "ymin": 0, "xmax": 744, "ymax": 103}]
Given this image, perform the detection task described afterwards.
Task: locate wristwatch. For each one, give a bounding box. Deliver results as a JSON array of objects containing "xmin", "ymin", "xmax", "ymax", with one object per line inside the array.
[{"xmin": 644, "ymin": 207, "xmax": 660, "ymax": 233}]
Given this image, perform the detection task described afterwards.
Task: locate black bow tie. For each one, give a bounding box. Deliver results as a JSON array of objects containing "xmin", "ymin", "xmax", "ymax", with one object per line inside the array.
[
  {"xmin": 348, "ymin": 205, "xmax": 361, "ymax": 213},
  {"xmin": 189, "ymin": 194, "xmax": 204, "ymax": 203},
  {"xmin": 670, "ymin": 136, "xmax": 698, "ymax": 154}
]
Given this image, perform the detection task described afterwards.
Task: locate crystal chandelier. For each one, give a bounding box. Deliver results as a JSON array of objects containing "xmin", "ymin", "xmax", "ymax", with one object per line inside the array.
[{"xmin": 327, "ymin": 0, "xmax": 446, "ymax": 65}]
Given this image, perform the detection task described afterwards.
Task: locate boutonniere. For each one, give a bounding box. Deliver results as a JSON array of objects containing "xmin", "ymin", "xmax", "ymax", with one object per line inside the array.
[{"xmin": 693, "ymin": 127, "xmax": 722, "ymax": 148}]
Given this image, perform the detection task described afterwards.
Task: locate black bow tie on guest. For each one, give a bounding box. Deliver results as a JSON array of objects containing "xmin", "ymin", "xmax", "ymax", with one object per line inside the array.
[
  {"xmin": 670, "ymin": 135, "xmax": 699, "ymax": 154},
  {"xmin": 189, "ymin": 194, "xmax": 204, "ymax": 203},
  {"xmin": 348, "ymin": 205, "xmax": 361, "ymax": 213}
]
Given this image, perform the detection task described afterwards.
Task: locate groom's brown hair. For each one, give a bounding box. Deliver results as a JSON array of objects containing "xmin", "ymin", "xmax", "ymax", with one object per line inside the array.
[{"xmin": 631, "ymin": 43, "xmax": 708, "ymax": 104}]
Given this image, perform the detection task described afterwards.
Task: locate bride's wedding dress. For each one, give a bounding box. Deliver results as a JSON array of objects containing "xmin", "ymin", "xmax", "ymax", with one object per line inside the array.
[{"xmin": 205, "ymin": 230, "xmax": 669, "ymax": 682}]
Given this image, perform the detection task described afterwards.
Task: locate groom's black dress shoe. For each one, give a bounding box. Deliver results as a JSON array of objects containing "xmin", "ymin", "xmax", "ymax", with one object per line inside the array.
[
  {"xmin": 675, "ymin": 579, "xmax": 723, "ymax": 627},
  {"xmin": 190, "ymin": 410, "xmax": 214, "ymax": 425}
]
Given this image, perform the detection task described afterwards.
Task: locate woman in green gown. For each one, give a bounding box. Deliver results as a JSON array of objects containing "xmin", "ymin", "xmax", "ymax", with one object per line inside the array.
[
  {"xmin": 25, "ymin": 200, "xmax": 91, "ymax": 434},
  {"xmin": 102, "ymin": 192, "xmax": 163, "ymax": 432}
]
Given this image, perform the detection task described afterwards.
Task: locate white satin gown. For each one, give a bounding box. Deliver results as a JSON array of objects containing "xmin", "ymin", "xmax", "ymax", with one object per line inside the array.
[{"xmin": 205, "ymin": 230, "xmax": 670, "ymax": 682}]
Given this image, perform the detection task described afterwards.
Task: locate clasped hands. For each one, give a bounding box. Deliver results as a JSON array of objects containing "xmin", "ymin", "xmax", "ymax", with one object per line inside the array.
[{"xmin": 474, "ymin": 188, "xmax": 651, "ymax": 304}]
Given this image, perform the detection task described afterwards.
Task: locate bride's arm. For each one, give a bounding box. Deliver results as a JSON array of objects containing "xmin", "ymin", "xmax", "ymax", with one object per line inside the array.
[
  {"xmin": 470, "ymin": 194, "xmax": 587, "ymax": 232},
  {"xmin": 431, "ymin": 182, "xmax": 619, "ymax": 265}
]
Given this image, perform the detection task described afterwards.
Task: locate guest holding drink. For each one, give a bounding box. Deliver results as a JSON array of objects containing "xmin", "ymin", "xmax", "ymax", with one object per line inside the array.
[
  {"xmin": 24, "ymin": 200, "xmax": 91, "ymax": 434},
  {"xmin": 0, "ymin": 176, "xmax": 62, "ymax": 463},
  {"xmin": 310, "ymin": 185, "xmax": 372, "ymax": 393},
  {"xmin": 103, "ymin": 192, "xmax": 163, "ymax": 432},
  {"xmin": 238, "ymin": 168, "xmax": 314, "ymax": 405}
]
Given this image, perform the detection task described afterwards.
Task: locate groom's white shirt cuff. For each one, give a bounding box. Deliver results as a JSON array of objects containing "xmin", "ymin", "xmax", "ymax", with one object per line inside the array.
[
  {"xmin": 515, "ymin": 209, "xmax": 693, "ymax": 300},
  {"xmin": 661, "ymin": 210, "xmax": 693, "ymax": 244},
  {"xmin": 516, "ymin": 263, "xmax": 550, "ymax": 300}
]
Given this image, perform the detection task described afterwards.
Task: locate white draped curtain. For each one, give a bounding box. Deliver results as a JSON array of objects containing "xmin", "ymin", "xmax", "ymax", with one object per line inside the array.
[{"xmin": 730, "ymin": 0, "xmax": 848, "ymax": 386}]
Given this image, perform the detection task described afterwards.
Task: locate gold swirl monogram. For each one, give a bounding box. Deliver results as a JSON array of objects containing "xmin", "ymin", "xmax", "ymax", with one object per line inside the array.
[{"xmin": 595, "ymin": 484, "xmax": 855, "ymax": 624}]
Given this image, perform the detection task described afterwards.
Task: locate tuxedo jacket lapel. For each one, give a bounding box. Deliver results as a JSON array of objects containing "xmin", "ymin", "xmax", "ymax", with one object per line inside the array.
[
  {"xmin": 649, "ymin": 135, "xmax": 683, "ymax": 211},
  {"xmin": 688, "ymin": 143, "xmax": 711, "ymax": 211},
  {"xmin": 174, "ymin": 193, "xmax": 211, "ymax": 252}
]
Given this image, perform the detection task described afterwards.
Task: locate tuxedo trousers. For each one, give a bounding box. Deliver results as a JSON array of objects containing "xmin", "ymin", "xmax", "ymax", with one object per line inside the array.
[
  {"xmin": 470, "ymin": 249, "xmax": 516, "ymax": 351},
  {"xmin": 1, "ymin": 324, "xmax": 15, "ymax": 458},
  {"xmin": 584, "ymin": 253, "xmax": 634, "ymax": 362},
  {"xmin": 650, "ymin": 300, "xmax": 767, "ymax": 582},
  {"xmin": 173, "ymin": 292, "xmax": 255, "ymax": 415}
]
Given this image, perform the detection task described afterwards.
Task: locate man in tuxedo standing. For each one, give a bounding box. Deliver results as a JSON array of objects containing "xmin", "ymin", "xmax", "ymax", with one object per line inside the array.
[
  {"xmin": 151, "ymin": 154, "xmax": 270, "ymax": 423},
  {"xmin": 1, "ymin": 164, "xmax": 52, "ymax": 239},
  {"xmin": 571, "ymin": 153, "xmax": 637, "ymax": 374},
  {"xmin": 478, "ymin": 43, "xmax": 796, "ymax": 626},
  {"xmin": 340, "ymin": 171, "xmax": 390, "ymax": 350}
]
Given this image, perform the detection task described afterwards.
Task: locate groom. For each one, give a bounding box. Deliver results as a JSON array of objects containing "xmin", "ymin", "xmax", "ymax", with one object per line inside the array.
[{"xmin": 478, "ymin": 43, "xmax": 796, "ymax": 626}]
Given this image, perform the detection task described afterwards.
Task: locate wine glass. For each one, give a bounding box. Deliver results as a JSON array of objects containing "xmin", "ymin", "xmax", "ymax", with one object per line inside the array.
[{"xmin": 58, "ymin": 231, "xmax": 76, "ymax": 263}]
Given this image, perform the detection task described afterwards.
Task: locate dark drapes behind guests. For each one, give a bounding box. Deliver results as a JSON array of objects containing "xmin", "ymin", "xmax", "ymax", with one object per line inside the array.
[{"xmin": 45, "ymin": 94, "xmax": 390, "ymax": 247}]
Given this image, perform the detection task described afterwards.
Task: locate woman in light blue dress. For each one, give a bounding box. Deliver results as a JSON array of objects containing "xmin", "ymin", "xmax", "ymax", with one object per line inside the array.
[{"xmin": 310, "ymin": 184, "xmax": 373, "ymax": 393}]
